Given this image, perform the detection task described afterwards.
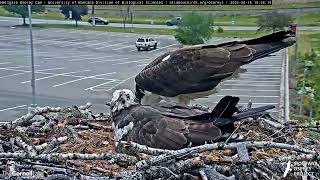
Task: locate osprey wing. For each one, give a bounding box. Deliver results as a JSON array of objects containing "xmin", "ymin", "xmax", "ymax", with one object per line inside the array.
[
  {"xmin": 135, "ymin": 31, "xmax": 295, "ymax": 97},
  {"xmin": 130, "ymin": 106, "xmax": 221, "ymax": 150},
  {"xmin": 135, "ymin": 44, "xmax": 253, "ymax": 97},
  {"xmin": 151, "ymin": 101, "xmax": 209, "ymax": 118}
]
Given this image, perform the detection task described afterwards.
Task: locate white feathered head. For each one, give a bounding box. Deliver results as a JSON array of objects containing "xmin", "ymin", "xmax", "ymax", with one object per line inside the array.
[{"xmin": 107, "ymin": 89, "xmax": 137, "ymax": 116}]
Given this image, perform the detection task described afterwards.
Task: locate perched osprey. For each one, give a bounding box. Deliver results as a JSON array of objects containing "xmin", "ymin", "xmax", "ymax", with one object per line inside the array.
[
  {"xmin": 108, "ymin": 89, "xmax": 274, "ymax": 150},
  {"xmin": 135, "ymin": 30, "xmax": 296, "ymax": 105}
]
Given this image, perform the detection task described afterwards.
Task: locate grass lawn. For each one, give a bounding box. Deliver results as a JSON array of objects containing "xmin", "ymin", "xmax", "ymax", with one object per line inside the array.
[
  {"xmin": 1, "ymin": 6, "xmax": 319, "ymax": 26},
  {"xmin": 16, "ymin": 23, "xmax": 269, "ymax": 38}
]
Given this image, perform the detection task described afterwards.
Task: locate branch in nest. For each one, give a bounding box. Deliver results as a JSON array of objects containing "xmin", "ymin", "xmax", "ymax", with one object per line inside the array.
[
  {"xmin": 0, "ymin": 152, "xmax": 138, "ymax": 165},
  {"xmin": 79, "ymin": 102, "xmax": 92, "ymax": 110},
  {"xmin": 199, "ymin": 165, "xmax": 236, "ymax": 180},
  {"xmin": 260, "ymin": 118, "xmax": 284, "ymax": 129},
  {"xmin": 117, "ymin": 141, "xmax": 174, "ymax": 156},
  {"xmin": 14, "ymin": 136, "xmax": 37, "ymax": 156},
  {"xmin": 87, "ymin": 122, "xmax": 113, "ymax": 131},
  {"xmin": 120, "ymin": 158, "xmax": 204, "ymax": 180},
  {"xmin": 121, "ymin": 140, "xmax": 316, "ymax": 157},
  {"xmin": 66, "ymin": 126, "xmax": 80, "ymax": 144},
  {"xmin": 129, "ymin": 141, "xmax": 316, "ymax": 169},
  {"xmin": 35, "ymin": 136, "xmax": 68, "ymax": 153},
  {"xmin": 3, "ymin": 106, "xmax": 62, "ymax": 129}
]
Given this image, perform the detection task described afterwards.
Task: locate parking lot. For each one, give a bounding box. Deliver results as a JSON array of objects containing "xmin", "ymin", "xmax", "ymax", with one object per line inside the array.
[{"xmin": 0, "ymin": 25, "xmax": 284, "ymax": 121}]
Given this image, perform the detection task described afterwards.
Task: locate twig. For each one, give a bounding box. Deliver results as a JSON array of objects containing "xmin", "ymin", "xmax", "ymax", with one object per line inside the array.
[
  {"xmin": 123, "ymin": 140, "xmax": 316, "ymax": 157},
  {"xmin": 199, "ymin": 170, "xmax": 208, "ymax": 180},
  {"xmin": 87, "ymin": 122, "xmax": 113, "ymax": 131},
  {"xmin": 66, "ymin": 126, "xmax": 80, "ymax": 143},
  {"xmin": 132, "ymin": 141, "xmax": 316, "ymax": 169},
  {"xmin": 14, "ymin": 136, "xmax": 37, "ymax": 156},
  {"xmin": 40, "ymin": 136, "xmax": 68, "ymax": 154},
  {"xmin": 79, "ymin": 102, "xmax": 92, "ymax": 110},
  {"xmin": 0, "ymin": 152, "xmax": 138, "ymax": 165},
  {"xmin": 4, "ymin": 106, "xmax": 62, "ymax": 129}
]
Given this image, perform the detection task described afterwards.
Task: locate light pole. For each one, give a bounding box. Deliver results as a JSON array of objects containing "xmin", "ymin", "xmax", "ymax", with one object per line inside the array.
[
  {"xmin": 28, "ymin": 5, "xmax": 36, "ymax": 109},
  {"xmin": 92, "ymin": 5, "xmax": 95, "ymax": 26}
]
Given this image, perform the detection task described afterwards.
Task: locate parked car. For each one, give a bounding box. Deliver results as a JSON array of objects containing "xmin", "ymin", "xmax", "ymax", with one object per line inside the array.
[
  {"xmin": 166, "ymin": 17, "xmax": 182, "ymax": 26},
  {"xmin": 88, "ymin": 17, "xmax": 109, "ymax": 25},
  {"xmin": 135, "ymin": 37, "xmax": 158, "ymax": 51}
]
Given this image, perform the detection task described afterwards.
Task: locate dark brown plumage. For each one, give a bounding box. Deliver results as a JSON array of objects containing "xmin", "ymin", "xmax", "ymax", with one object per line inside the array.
[
  {"xmin": 110, "ymin": 90, "xmax": 275, "ymax": 150},
  {"xmin": 135, "ymin": 30, "xmax": 296, "ymax": 105}
]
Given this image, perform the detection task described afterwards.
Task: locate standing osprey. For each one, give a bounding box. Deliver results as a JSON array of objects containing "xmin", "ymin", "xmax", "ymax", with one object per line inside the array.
[
  {"xmin": 108, "ymin": 89, "xmax": 274, "ymax": 150},
  {"xmin": 135, "ymin": 30, "xmax": 296, "ymax": 105}
]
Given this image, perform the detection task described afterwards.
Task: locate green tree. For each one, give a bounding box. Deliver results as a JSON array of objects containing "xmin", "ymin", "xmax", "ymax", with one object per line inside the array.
[
  {"xmin": 60, "ymin": 5, "xmax": 88, "ymax": 27},
  {"xmin": 3, "ymin": 5, "xmax": 45, "ymax": 25},
  {"xmin": 174, "ymin": 12, "xmax": 214, "ymax": 45},
  {"xmin": 256, "ymin": 12, "xmax": 292, "ymax": 32}
]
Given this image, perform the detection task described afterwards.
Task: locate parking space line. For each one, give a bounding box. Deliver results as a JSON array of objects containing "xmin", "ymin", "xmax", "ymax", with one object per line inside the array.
[
  {"xmin": 0, "ymin": 72, "xmax": 26, "ymax": 79},
  {"xmin": 53, "ymin": 72, "xmax": 116, "ymax": 87},
  {"xmin": 90, "ymin": 57, "xmax": 130, "ymax": 64},
  {"xmin": 151, "ymin": 44, "xmax": 178, "ymax": 52},
  {"xmin": 0, "ymin": 105, "xmax": 27, "ymax": 112},
  {"xmin": 112, "ymin": 59, "xmax": 151, "ymax": 65},
  {"xmin": 84, "ymin": 79, "xmax": 117, "ymax": 91},
  {"xmin": 77, "ymin": 41, "xmax": 111, "ymax": 49},
  {"xmin": 43, "ymin": 54, "xmax": 94, "ymax": 60},
  {"xmin": 221, "ymin": 88, "xmax": 279, "ymax": 92},
  {"xmin": 41, "ymin": 39, "xmax": 79, "ymax": 46},
  {"xmin": 8, "ymin": 39, "xmax": 29, "ymax": 43},
  {"xmin": 240, "ymin": 72, "xmax": 280, "ymax": 74},
  {"xmin": 240, "ymin": 74, "xmax": 280, "ymax": 77},
  {"xmin": 112, "ymin": 45, "xmax": 134, "ymax": 51},
  {"xmin": 0, "ymin": 34, "xmax": 28, "ymax": 38},
  {"xmin": 246, "ymin": 65, "xmax": 281, "ymax": 68},
  {"xmin": 21, "ymin": 69, "xmax": 91, "ymax": 84},
  {"xmin": 211, "ymin": 102, "xmax": 277, "ymax": 105},
  {"xmin": 227, "ymin": 80, "xmax": 279, "ymax": 83},
  {"xmin": 68, "ymin": 55, "xmax": 115, "ymax": 62},
  {"xmin": 0, "ymin": 67, "xmax": 111, "ymax": 80},
  {"xmin": 95, "ymin": 42, "xmax": 127, "ymax": 50},
  {"xmin": 216, "ymin": 94, "xmax": 279, "ymax": 98},
  {"xmin": 105, "ymin": 75, "xmax": 136, "ymax": 92},
  {"xmin": 223, "ymin": 83, "xmax": 280, "ymax": 87},
  {"xmin": 36, "ymin": 67, "xmax": 65, "ymax": 72},
  {"xmin": 1, "ymin": 65, "xmax": 40, "ymax": 69},
  {"xmin": 59, "ymin": 40, "xmax": 100, "ymax": 47},
  {"xmin": 137, "ymin": 63, "xmax": 149, "ymax": 67},
  {"xmin": 52, "ymin": 29, "xmax": 68, "ymax": 33},
  {"xmin": 0, "ymin": 67, "xmax": 64, "ymax": 80},
  {"xmin": 0, "ymin": 62, "xmax": 12, "ymax": 65}
]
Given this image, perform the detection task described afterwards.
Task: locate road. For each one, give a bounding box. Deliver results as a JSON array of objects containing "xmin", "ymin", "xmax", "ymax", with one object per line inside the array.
[
  {"xmin": 0, "ymin": 20, "xmax": 285, "ymax": 122},
  {"xmin": 1, "ymin": 16, "xmax": 320, "ymax": 31}
]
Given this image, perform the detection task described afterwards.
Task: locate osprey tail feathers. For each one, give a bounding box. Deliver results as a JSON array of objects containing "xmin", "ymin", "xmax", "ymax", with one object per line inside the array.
[
  {"xmin": 246, "ymin": 30, "xmax": 296, "ymax": 62},
  {"xmin": 232, "ymin": 105, "xmax": 275, "ymax": 120},
  {"xmin": 212, "ymin": 105, "xmax": 276, "ymax": 127},
  {"xmin": 210, "ymin": 96, "xmax": 239, "ymax": 118}
]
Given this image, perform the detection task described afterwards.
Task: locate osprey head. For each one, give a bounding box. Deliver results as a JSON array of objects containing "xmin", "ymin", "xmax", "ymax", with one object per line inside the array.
[{"xmin": 108, "ymin": 89, "xmax": 137, "ymax": 116}]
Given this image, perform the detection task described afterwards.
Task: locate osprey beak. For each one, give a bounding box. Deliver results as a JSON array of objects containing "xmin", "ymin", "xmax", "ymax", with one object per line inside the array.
[{"xmin": 106, "ymin": 102, "xmax": 111, "ymax": 106}]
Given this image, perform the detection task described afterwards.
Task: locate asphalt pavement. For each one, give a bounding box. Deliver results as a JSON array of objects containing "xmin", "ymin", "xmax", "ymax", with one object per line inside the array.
[
  {"xmin": 0, "ymin": 22, "xmax": 285, "ymax": 122},
  {"xmin": 1, "ymin": 16, "xmax": 320, "ymax": 31}
]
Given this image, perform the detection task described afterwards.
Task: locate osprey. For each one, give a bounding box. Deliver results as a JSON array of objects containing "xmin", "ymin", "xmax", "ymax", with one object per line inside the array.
[
  {"xmin": 135, "ymin": 30, "xmax": 296, "ymax": 105},
  {"xmin": 108, "ymin": 89, "xmax": 274, "ymax": 150}
]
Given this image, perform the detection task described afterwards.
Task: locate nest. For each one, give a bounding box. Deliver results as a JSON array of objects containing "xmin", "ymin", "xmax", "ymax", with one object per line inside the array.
[{"xmin": 0, "ymin": 103, "xmax": 319, "ymax": 180}]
